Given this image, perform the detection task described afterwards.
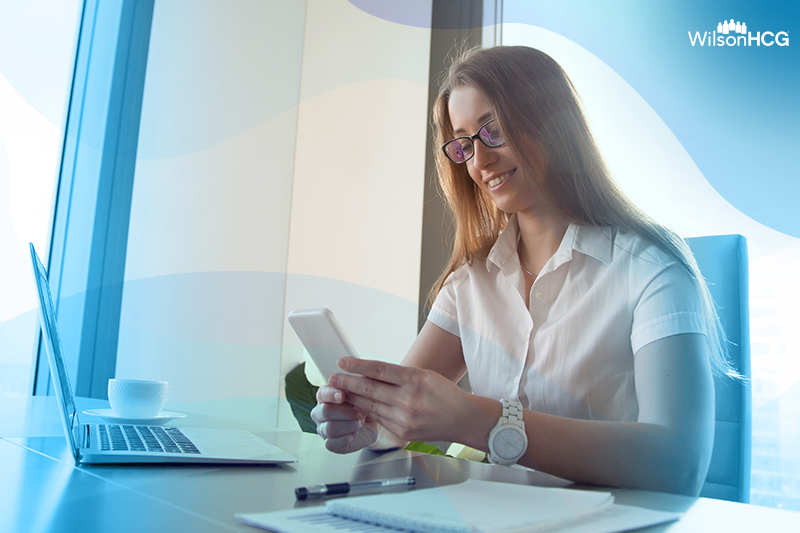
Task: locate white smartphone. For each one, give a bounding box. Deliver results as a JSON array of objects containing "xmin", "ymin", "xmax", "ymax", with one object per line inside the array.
[{"xmin": 287, "ymin": 308, "xmax": 360, "ymax": 383}]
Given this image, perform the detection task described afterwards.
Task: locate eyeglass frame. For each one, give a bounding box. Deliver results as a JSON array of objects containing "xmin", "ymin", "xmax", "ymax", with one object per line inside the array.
[{"xmin": 440, "ymin": 118, "xmax": 507, "ymax": 164}]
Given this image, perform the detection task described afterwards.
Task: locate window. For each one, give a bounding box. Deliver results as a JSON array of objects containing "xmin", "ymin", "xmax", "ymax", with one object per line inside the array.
[
  {"xmin": 24, "ymin": 0, "xmax": 430, "ymax": 420},
  {"xmin": 0, "ymin": 0, "xmax": 82, "ymax": 397}
]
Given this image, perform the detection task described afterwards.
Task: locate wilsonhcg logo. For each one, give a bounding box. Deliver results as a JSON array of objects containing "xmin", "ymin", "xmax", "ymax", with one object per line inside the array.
[{"xmin": 689, "ymin": 18, "xmax": 789, "ymax": 47}]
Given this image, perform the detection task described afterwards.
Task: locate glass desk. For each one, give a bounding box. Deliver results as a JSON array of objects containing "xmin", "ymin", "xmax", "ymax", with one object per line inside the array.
[{"xmin": 1, "ymin": 396, "xmax": 798, "ymax": 532}]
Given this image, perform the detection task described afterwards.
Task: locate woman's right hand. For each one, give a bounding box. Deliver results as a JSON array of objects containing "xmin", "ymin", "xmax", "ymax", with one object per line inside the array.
[{"xmin": 310, "ymin": 384, "xmax": 380, "ymax": 454}]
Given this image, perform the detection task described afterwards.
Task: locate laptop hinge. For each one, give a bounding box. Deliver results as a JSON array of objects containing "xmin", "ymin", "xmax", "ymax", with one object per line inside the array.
[{"xmin": 83, "ymin": 424, "xmax": 90, "ymax": 449}]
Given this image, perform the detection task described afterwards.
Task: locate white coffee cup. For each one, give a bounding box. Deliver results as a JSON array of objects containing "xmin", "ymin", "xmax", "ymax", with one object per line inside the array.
[{"xmin": 108, "ymin": 379, "xmax": 170, "ymax": 418}]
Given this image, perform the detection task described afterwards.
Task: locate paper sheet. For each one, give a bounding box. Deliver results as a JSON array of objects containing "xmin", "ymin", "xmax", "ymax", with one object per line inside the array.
[
  {"xmin": 237, "ymin": 505, "xmax": 680, "ymax": 533},
  {"xmin": 237, "ymin": 480, "xmax": 681, "ymax": 533}
]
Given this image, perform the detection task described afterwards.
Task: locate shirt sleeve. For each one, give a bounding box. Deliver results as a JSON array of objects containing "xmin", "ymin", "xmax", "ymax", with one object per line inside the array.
[
  {"xmin": 630, "ymin": 263, "xmax": 708, "ymax": 354},
  {"xmin": 427, "ymin": 271, "xmax": 461, "ymax": 338}
]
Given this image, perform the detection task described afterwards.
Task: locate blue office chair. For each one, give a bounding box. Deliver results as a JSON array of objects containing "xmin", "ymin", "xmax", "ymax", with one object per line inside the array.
[{"xmin": 686, "ymin": 235, "xmax": 751, "ymax": 503}]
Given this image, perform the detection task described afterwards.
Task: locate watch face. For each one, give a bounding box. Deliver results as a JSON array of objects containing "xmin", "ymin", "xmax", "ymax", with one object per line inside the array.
[{"xmin": 495, "ymin": 427, "xmax": 526, "ymax": 460}]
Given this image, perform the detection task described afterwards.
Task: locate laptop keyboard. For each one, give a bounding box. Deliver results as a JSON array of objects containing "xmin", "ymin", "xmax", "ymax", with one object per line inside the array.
[{"xmin": 98, "ymin": 425, "xmax": 201, "ymax": 454}]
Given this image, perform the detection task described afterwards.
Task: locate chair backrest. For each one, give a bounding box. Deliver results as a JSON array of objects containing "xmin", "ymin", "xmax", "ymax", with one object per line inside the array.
[{"xmin": 685, "ymin": 235, "xmax": 751, "ymax": 503}]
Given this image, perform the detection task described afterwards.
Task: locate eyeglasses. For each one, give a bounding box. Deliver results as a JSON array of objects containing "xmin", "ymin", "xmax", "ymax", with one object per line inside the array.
[{"xmin": 441, "ymin": 118, "xmax": 507, "ymax": 164}]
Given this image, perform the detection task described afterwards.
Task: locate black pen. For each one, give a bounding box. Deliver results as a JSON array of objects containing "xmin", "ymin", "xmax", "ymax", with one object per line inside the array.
[{"xmin": 295, "ymin": 476, "xmax": 416, "ymax": 500}]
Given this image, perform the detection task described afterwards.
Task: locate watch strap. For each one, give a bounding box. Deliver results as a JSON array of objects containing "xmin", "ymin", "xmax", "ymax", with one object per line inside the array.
[{"xmin": 502, "ymin": 399, "xmax": 524, "ymax": 428}]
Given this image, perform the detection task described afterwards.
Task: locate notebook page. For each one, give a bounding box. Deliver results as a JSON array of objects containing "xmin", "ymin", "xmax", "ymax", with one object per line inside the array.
[
  {"xmin": 236, "ymin": 508, "xmax": 398, "ymax": 533},
  {"xmin": 235, "ymin": 502, "xmax": 681, "ymax": 533},
  {"xmin": 325, "ymin": 479, "xmax": 614, "ymax": 533}
]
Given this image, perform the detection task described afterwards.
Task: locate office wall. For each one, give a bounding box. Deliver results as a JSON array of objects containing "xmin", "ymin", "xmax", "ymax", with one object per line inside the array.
[
  {"xmin": 279, "ymin": 0, "xmax": 431, "ymax": 405},
  {"xmin": 115, "ymin": 0, "xmax": 432, "ymax": 415}
]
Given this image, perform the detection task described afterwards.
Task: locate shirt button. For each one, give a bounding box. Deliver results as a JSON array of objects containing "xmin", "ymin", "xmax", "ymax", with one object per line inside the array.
[
  {"xmin": 535, "ymin": 291, "xmax": 544, "ymax": 300},
  {"xmin": 513, "ymin": 376, "xmax": 520, "ymax": 384}
]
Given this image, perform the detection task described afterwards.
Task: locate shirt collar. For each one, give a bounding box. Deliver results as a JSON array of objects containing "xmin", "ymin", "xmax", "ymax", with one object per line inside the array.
[
  {"xmin": 570, "ymin": 224, "xmax": 615, "ymax": 266},
  {"xmin": 486, "ymin": 215, "xmax": 615, "ymax": 271},
  {"xmin": 486, "ymin": 214, "xmax": 521, "ymax": 271}
]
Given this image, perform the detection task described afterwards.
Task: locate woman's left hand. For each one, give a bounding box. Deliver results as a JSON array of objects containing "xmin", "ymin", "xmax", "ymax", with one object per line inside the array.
[{"xmin": 329, "ymin": 357, "xmax": 486, "ymax": 445}]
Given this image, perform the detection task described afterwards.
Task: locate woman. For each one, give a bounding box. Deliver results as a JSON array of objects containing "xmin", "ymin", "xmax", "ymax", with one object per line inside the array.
[{"xmin": 311, "ymin": 46, "xmax": 732, "ymax": 496}]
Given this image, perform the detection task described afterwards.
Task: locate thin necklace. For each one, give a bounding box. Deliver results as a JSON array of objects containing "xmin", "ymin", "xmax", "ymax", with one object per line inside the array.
[
  {"xmin": 519, "ymin": 254, "xmax": 536, "ymax": 277},
  {"xmin": 518, "ymin": 239, "xmax": 537, "ymax": 277}
]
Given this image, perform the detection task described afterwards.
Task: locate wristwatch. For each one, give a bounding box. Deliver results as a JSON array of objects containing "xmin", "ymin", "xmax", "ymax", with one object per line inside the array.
[{"xmin": 487, "ymin": 399, "xmax": 528, "ymax": 466}]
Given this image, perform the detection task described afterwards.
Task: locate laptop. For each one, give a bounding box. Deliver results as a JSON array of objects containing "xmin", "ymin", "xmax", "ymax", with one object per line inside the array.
[{"xmin": 29, "ymin": 242, "xmax": 297, "ymax": 465}]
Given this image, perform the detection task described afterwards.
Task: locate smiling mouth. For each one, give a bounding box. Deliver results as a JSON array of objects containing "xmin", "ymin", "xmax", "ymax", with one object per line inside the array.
[{"xmin": 488, "ymin": 169, "xmax": 515, "ymax": 189}]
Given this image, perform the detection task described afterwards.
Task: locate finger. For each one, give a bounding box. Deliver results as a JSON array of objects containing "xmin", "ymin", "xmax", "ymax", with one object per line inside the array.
[
  {"xmin": 336, "ymin": 357, "xmax": 412, "ymax": 386},
  {"xmin": 310, "ymin": 403, "xmax": 363, "ymax": 424},
  {"xmin": 345, "ymin": 392, "xmax": 431, "ymax": 444},
  {"xmin": 324, "ymin": 433, "xmax": 355, "ymax": 454},
  {"xmin": 316, "ymin": 385, "xmax": 345, "ymax": 404},
  {"xmin": 344, "ymin": 392, "xmax": 403, "ymax": 427},
  {"xmin": 329, "ymin": 373, "xmax": 398, "ymax": 405},
  {"xmin": 354, "ymin": 407, "xmax": 409, "ymax": 443},
  {"xmin": 318, "ymin": 419, "xmax": 363, "ymax": 439}
]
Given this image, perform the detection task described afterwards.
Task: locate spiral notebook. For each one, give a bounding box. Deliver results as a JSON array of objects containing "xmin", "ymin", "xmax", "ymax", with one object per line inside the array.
[{"xmin": 236, "ymin": 479, "xmax": 681, "ymax": 533}]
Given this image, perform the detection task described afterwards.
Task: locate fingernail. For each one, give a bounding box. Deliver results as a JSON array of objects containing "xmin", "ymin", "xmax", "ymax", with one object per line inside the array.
[
  {"xmin": 337, "ymin": 358, "xmax": 347, "ymax": 370},
  {"xmin": 334, "ymin": 392, "xmax": 342, "ymax": 402}
]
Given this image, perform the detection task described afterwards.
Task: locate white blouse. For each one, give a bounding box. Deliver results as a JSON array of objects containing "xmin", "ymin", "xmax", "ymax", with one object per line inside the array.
[{"xmin": 428, "ymin": 215, "xmax": 707, "ymax": 423}]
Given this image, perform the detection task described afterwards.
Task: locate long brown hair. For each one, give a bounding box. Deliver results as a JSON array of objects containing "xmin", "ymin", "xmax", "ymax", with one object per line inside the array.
[{"xmin": 431, "ymin": 45, "xmax": 737, "ymax": 378}]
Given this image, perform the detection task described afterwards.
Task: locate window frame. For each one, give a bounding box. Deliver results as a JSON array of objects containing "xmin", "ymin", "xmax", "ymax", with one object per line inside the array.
[{"xmin": 33, "ymin": 0, "xmax": 155, "ymax": 399}]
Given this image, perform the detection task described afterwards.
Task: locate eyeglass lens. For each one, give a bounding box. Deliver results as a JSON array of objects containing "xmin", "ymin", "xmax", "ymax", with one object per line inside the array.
[{"xmin": 443, "ymin": 120, "xmax": 506, "ymax": 164}]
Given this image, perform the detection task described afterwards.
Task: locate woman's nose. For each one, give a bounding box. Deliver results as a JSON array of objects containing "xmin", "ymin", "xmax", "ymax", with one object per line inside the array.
[{"xmin": 470, "ymin": 140, "xmax": 496, "ymax": 169}]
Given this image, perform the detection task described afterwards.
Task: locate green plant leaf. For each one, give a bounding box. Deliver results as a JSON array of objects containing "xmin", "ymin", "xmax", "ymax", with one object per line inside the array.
[
  {"xmin": 404, "ymin": 441, "xmax": 446, "ymax": 456},
  {"xmin": 285, "ymin": 363, "xmax": 319, "ymax": 434}
]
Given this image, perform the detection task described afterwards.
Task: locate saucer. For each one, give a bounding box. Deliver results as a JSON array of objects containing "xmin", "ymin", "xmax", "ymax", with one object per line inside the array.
[{"xmin": 82, "ymin": 409, "xmax": 187, "ymax": 425}]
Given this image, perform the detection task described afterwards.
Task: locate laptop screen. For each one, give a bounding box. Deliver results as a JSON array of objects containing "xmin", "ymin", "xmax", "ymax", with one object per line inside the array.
[{"xmin": 29, "ymin": 243, "xmax": 82, "ymax": 460}]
